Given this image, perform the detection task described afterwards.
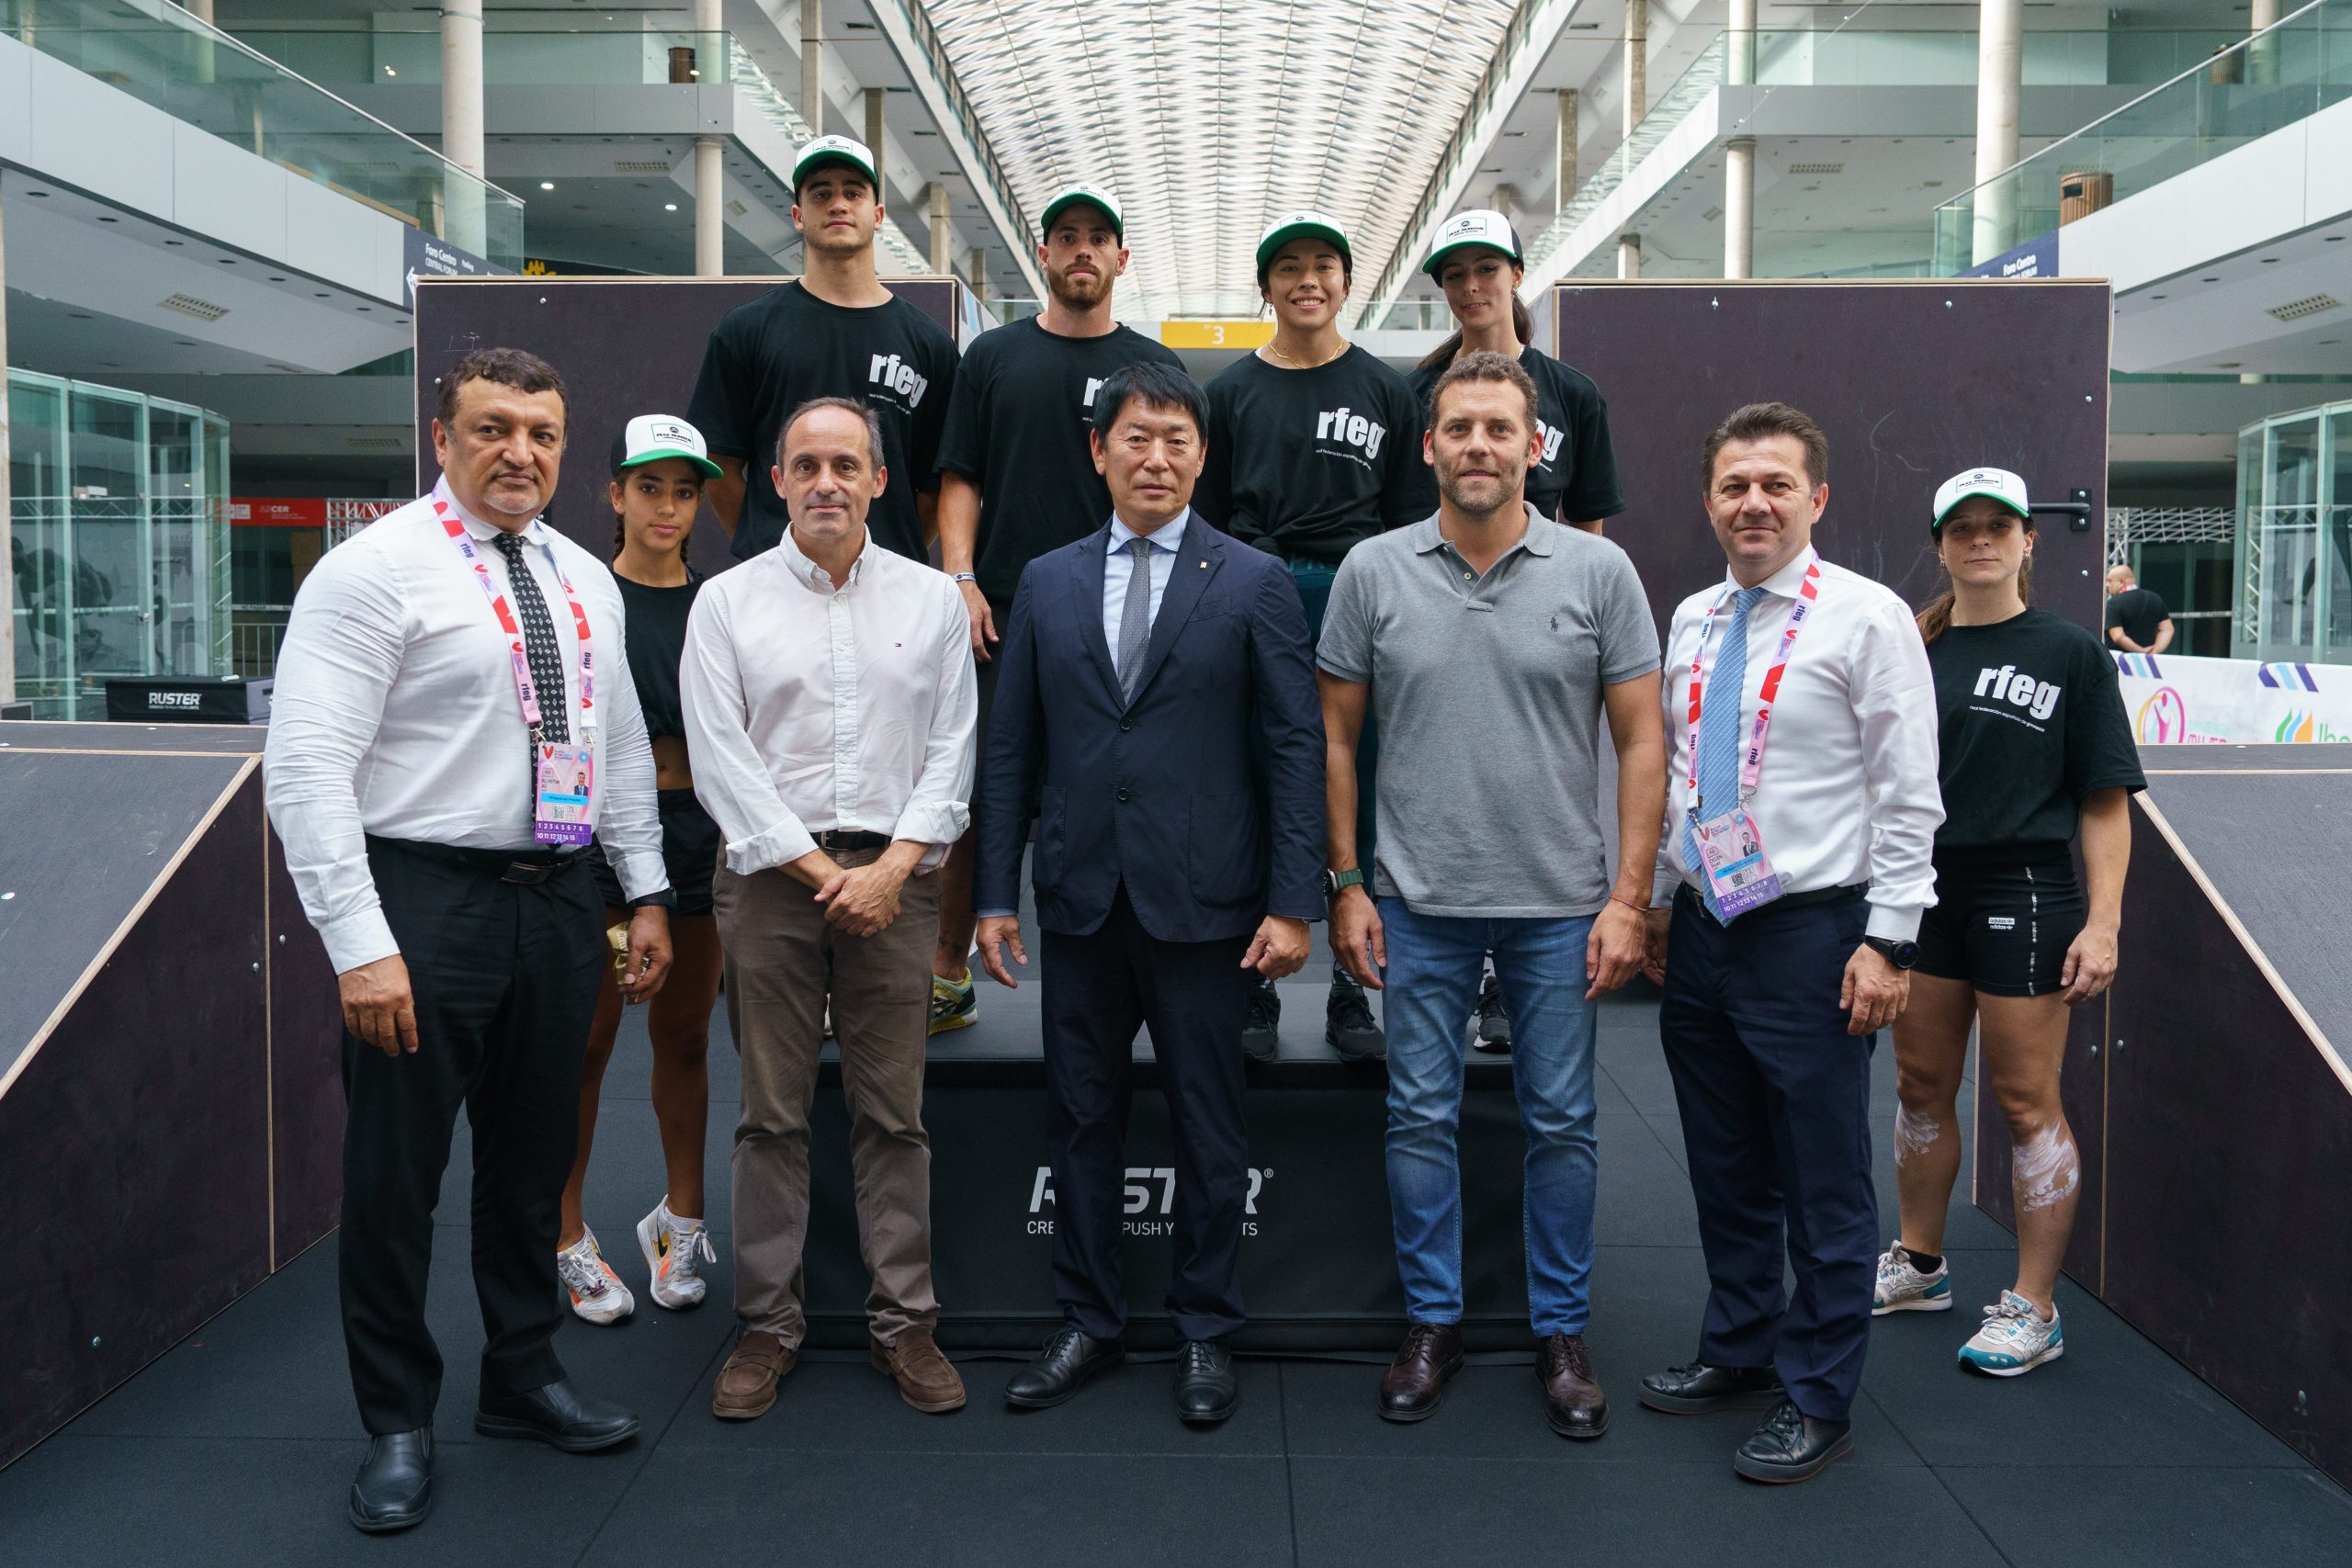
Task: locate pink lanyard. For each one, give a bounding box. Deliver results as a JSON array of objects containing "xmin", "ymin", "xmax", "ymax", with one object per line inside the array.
[
  {"xmin": 433, "ymin": 486, "xmax": 596, "ymax": 741},
  {"xmin": 1684, "ymin": 558, "xmax": 1823, "ymax": 805}
]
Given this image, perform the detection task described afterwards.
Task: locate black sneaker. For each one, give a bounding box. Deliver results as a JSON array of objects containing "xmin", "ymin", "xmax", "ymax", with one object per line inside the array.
[
  {"xmin": 1242, "ymin": 979, "xmax": 1280, "ymax": 1063},
  {"xmin": 1326, "ymin": 976, "xmax": 1385, "ymax": 1063},
  {"xmin": 1471, "ymin": 971, "xmax": 1511, "ymax": 1053}
]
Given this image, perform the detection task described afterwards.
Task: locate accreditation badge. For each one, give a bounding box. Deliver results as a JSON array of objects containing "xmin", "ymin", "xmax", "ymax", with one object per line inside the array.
[
  {"xmin": 1692, "ymin": 805, "xmax": 1783, "ymax": 919},
  {"xmin": 535, "ymin": 742, "xmax": 595, "ymax": 846}
]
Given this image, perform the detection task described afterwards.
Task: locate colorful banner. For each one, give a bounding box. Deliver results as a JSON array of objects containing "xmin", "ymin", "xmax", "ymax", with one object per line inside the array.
[{"xmin": 2113, "ymin": 651, "xmax": 2352, "ymax": 745}]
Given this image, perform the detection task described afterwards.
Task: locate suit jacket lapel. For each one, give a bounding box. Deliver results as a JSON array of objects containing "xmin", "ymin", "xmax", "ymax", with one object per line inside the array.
[
  {"xmin": 1128, "ymin": 518, "xmax": 1221, "ymax": 705},
  {"xmin": 1066, "ymin": 525, "xmax": 1125, "ymax": 708}
]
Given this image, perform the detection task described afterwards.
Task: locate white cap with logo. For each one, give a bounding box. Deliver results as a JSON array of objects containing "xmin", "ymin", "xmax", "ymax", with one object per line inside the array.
[
  {"xmin": 1422, "ymin": 209, "xmax": 1522, "ymax": 278},
  {"xmin": 1256, "ymin": 209, "xmax": 1351, "ymax": 268},
  {"xmin": 792, "ymin": 134, "xmax": 879, "ymax": 194},
  {"xmin": 612, "ymin": 413, "xmax": 721, "ymax": 479},
  {"xmin": 1931, "ymin": 466, "xmax": 2030, "ymax": 531}
]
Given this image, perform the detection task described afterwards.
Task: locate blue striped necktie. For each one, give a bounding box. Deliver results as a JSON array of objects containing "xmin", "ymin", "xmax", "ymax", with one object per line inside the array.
[{"xmin": 1685, "ymin": 586, "xmax": 1764, "ymax": 920}]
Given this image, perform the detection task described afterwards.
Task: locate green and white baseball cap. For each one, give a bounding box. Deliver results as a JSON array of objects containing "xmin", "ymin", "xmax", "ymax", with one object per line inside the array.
[
  {"xmin": 792, "ymin": 134, "xmax": 879, "ymax": 196},
  {"xmin": 1040, "ymin": 183, "xmax": 1124, "ymax": 242},
  {"xmin": 611, "ymin": 413, "xmax": 722, "ymax": 479},
  {"xmin": 1931, "ymin": 466, "xmax": 2030, "ymax": 531},
  {"xmin": 1423, "ymin": 209, "xmax": 1522, "ymax": 279},
  {"xmin": 1256, "ymin": 209, "xmax": 1351, "ymax": 269}
]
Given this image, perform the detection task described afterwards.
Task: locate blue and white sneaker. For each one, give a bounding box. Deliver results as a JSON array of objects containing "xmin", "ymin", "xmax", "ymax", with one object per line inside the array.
[
  {"xmin": 1873, "ymin": 1240, "xmax": 1952, "ymax": 1314},
  {"xmin": 1958, "ymin": 1291, "xmax": 2064, "ymax": 1377}
]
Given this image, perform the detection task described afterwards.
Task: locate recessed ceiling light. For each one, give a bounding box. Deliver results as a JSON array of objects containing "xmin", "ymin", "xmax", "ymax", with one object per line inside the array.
[
  {"xmin": 218, "ymin": 257, "xmax": 236, "ymax": 264},
  {"xmin": 175, "ymin": 340, "xmax": 195, "ymax": 347},
  {"xmin": 314, "ymin": 291, "xmax": 331, "ymax": 298},
  {"xmin": 383, "ymin": 66, "xmax": 396, "ymax": 76},
  {"xmin": 2152, "ymin": 294, "xmax": 2166, "ymax": 299},
  {"xmin": 2202, "ymin": 276, "xmax": 2220, "ymax": 282},
  {"xmin": 2261, "ymin": 256, "xmax": 2280, "ymax": 264},
  {"xmin": 357, "ymin": 306, "xmax": 371, "ymax": 311},
  {"xmin": 27, "ymin": 189, "xmax": 48, "ymax": 197},
  {"xmin": 2327, "ymin": 235, "xmax": 2346, "ymax": 243},
  {"xmin": 97, "ymin": 215, "xmax": 119, "ymax": 223},
  {"xmin": 269, "ymin": 275, "xmax": 285, "ymax": 282},
  {"xmin": 664, "ymin": 202, "xmax": 678, "ymax": 210},
  {"xmin": 68, "ymin": 312, "xmax": 92, "ymax": 320},
  {"xmin": 540, "ymin": 181, "xmax": 556, "ymax": 190},
  {"xmin": 165, "ymin": 239, "xmax": 183, "ymax": 246}
]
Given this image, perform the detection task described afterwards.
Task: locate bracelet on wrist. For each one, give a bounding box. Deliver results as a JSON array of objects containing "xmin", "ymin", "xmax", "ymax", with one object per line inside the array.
[{"xmin": 1610, "ymin": 894, "xmax": 1650, "ymax": 915}]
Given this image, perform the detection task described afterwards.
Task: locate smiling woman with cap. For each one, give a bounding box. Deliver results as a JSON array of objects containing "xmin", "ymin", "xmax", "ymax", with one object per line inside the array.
[
  {"xmin": 552, "ymin": 412, "xmax": 729, "ymax": 1332},
  {"xmin": 1872, "ymin": 465, "xmax": 2144, "ymax": 1381},
  {"xmin": 1198, "ymin": 211, "xmax": 1436, "ymax": 1066}
]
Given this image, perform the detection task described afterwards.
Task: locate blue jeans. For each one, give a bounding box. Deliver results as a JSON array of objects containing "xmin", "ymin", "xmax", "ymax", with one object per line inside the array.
[{"xmin": 1379, "ymin": 898, "xmax": 1600, "ymax": 1335}]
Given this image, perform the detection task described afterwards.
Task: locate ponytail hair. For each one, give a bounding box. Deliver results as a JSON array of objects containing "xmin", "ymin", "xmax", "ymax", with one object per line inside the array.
[
  {"xmin": 1917, "ymin": 517, "xmax": 2036, "ymax": 642},
  {"xmin": 1416, "ymin": 294, "xmax": 1534, "ymax": 373}
]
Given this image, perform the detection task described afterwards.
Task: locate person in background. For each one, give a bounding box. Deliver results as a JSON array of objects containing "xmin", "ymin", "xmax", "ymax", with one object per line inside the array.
[
  {"xmin": 1202, "ymin": 210, "xmax": 1433, "ymax": 1066},
  {"xmin": 1406, "ymin": 209, "xmax": 1628, "ymax": 1056},
  {"xmin": 929, "ymin": 183, "xmax": 1185, "ymax": 1039},
  {"xmin": 553, "ymin": 416, "xmax": 729, "ymax": 1327},
  {"xmin": 2102, "ymin": 563, "xmax": 2174, "ymax": 655},
  {"xmin": 1875, "ymin": 468, "xmax": 2143, "ymax": 1378},
  {"xmin": 687, "ymin": 135, "xmax": 956, "ymax": 563}
]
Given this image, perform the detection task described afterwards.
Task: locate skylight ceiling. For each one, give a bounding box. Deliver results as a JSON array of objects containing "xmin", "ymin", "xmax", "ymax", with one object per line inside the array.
[{"xmin": 916, "ymin": 0, "xmax": 1520, "ymax": 316}]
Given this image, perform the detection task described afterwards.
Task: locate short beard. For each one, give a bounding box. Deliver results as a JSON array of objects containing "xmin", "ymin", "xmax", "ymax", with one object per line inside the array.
[
  {"xmin": 1437, "ymin": 470, "xmax": 1520, "ymax": 520},
  {"xmin": 1047, "ymin": 267, "xmax": 1110, "ymax": 310}
]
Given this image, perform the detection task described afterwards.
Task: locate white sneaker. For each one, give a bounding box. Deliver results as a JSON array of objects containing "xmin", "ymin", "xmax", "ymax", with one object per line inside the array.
[
  {"xmin": 637, "ymin": 1201, "xmax": 717, "ymax": 1311},
  {"xmin": 1873, "ymin": 1239, "xmax": 1954, "ymax": 1315},
  {"xmin": 1958, "ymin": 1290, "xmax": 2064, "ymax": 1377},
  {"xmin": 557, "ymin": 1226, "xmax": 636, "ymax": 1325}
]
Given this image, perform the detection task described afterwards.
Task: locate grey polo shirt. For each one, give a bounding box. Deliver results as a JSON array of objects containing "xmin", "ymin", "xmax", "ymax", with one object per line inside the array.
[{"xmin": 1317, "ymin": 509, "xmax": 1660, "ymax": 918}]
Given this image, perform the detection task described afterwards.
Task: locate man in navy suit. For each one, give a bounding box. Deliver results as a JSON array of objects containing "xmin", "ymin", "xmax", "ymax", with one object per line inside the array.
[{"xmin": 973, "ymin": 360, "xmax": 1325, "ymax": 1426}]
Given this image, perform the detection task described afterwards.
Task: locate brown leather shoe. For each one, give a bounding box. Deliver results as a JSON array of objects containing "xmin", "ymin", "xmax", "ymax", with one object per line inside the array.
[
  {"xmin": 1379, "ymin": 1322, "xmax": 1464, "ymax": 1423},
  {"xmin": 712, "ymin": 1331, "xmax": 795, "ymax": 1421},
  {"xmin": 871, "ymin": 1327, "xmax": 967, "ymax": 1414},
  {"xmin": 1540, "ymin": 1332, "xmax": 1609, "ymax": 1439}
]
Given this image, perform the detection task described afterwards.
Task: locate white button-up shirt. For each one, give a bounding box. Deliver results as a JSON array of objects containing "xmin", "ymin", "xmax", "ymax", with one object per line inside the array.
[
  {"xmin": 1654, "ymin": 547, "xmax": 1943, "ymax": 942},
  {"xmin": 263, "ymin": 479, "xmax": 666, "ymax": 974},
  {"xmin": 681, "ymin": 525, "xmax": 977, "ymax": 876}
]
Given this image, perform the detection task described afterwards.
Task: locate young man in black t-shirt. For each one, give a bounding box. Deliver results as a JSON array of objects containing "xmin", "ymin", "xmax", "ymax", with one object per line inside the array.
[
  {"xmin": 686, "ymin": 135, "xmax": 957, "ymax": 562},
  {"xmin": 2101, "ymin": 564, "xmax": 2174, "ymax": 654},
  {"xmin": 927, "ymin": 184, "xmax": 1184, "ymax": 1034}
]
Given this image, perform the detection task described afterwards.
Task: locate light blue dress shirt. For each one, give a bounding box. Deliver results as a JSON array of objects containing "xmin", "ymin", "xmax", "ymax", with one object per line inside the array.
[{"xmin": 1103, "ymin": 508, "xmax": 1189, "ymax": 655}]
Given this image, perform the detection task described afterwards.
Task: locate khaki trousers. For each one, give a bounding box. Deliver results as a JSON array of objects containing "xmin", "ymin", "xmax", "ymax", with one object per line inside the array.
[{"xmin": 716, "ymin": 852, "xmax": 941, "ymax": 1348}]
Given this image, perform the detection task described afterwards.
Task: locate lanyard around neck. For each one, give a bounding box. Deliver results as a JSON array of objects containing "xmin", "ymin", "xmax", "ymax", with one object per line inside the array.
[
  {"xmin": 433, "ymin": 485, "xmax": 596, "ymax": 739},
  {"xmin": 1684, "ymin": 558, "xmax": 1823, "ymax": 805}
]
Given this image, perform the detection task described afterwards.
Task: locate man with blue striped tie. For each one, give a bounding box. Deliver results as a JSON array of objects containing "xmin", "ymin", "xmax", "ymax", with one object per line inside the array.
[{"xmin": 1635, "ymin": 402, "xmax": 1943, "ymax": 1484}]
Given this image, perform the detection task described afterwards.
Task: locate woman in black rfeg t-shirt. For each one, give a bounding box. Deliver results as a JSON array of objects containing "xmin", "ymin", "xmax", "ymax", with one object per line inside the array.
[{"xmin": 1873, "ymin": 468, "xmax": 2144, "ymax": 1382}]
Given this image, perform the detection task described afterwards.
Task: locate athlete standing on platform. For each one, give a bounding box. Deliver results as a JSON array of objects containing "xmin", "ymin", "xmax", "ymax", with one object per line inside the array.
[
  {"xmin": 553, "ymin": 416, "xmax": 728, "ymax": 1327},
  {"xmin": 1407, "ymin": 209, "xmax": 1628, "ymax": 1056},
  {"xmin": 1874, "ymin": 468, "xmax": 2143, "ymax": 1377},
  {"xmin": 687, "ymin": 135, "xmax": 956, "ymax": 563},
  {"xmin": 929, "ymin": 183, "xmax": 1185, "ymax": 1038},
  {"xmin": 1203, "ymin": 210, "xmax": 1434, "ymax": 1065}
]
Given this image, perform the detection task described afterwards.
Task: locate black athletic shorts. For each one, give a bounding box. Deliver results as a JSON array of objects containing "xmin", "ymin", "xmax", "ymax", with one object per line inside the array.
[
  {"xmin": 1914, "ymin": 846, "xmax": 2085, "ymax": 998},
  {"xmin": 591, "ymin": 787, "xmax": 721, "ymax": 917}
]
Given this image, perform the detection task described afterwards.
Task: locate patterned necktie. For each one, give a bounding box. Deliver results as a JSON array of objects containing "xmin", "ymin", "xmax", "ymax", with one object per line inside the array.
[
  {"xmin": 491, "ymin": 530, "xmax": 570, "ymax": 746},
  {"xmin": 1684, "ymin": 585, "xmax": 1763, "ymax": 920},
  {"xmin": 1115, "ymin": 535, "xmax": 1154, "ymax": 702}
]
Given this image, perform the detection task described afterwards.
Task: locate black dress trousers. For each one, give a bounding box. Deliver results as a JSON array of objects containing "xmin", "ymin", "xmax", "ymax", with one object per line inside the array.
[{"xmin": 339, "ymin": 837, "xmax": 605, "ymax": 1435}]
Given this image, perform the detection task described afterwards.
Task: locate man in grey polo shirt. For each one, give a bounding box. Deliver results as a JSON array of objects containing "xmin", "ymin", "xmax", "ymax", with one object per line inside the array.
[{"xmin": 1317, "ymin": 349, "xmax": 1667, "ymax": 1439}]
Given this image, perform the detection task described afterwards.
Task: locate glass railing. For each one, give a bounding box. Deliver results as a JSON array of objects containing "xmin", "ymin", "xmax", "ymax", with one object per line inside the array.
[
  {"xmin": 1935, "ymin": 0, "xmax": 2352, "ymax": 271},
  {"xmin": 0, "ymin": 0, "xmax": 523, "ymax": 267}
]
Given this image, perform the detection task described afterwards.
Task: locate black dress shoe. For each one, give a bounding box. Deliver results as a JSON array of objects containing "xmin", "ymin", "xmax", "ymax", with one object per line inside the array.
[
  {"xmin": 475, "ymin": 1379, "xmax": 640, "ymax": 1451},
  {"xmin": 1004, "ymin": 1325, "xmax": 1124, "ymax": 1409},
  {"xmin": 1734, "ymin": 1399, "xmax": 1853, "ymax": 1483},
  {"xmin": 1637, "ymin": 1361, "xmax": 1785, "ymax": 1415},
  {"xmin": 348, "ymin": 1429, "xmax": 432, "ymax": 1535},
  {"xmin": 1174, "ymin": 1338, "xmax": 1239, "ymax": 1424}
]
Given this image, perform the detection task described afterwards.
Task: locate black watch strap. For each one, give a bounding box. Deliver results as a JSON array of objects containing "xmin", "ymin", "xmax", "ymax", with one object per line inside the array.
[
  {"xmin": 1863, "ymin": 934, "xmax": 1917, "ymax": 969},
  {"xmin": 629, "ymin": 889, "xmax": 677, "ymax": 910}
]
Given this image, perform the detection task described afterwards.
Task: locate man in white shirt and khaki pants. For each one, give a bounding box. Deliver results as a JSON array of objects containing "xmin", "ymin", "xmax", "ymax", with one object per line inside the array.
[
  {"xmin": 266, "ymin": 349, "xmax": 675, "ymax": 1535},
  {"xmin": 684, "ymin": 396, "xmax": 978, "ymax": 1422},
  {"xmin": 1635, "ymin": 402, "xmax": 1943, "ymax": 1484}
]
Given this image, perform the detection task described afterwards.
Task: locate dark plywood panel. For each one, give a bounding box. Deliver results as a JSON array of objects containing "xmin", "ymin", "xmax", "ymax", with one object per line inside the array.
[
  {"xmin": 2101, "ymin": 799, "xmax": 2352, "ymax": 1484},
  {"xmin": 268, "ymin": 827, "xmax": 345, "ymax": 1265},
  {"xmin": 0, "ymin": 750, "xmax": 253, "ymax": 1058},
  {"xmin": 411, "ymin": 276, "xmax": 964, "ymax": 572},
  {"xmin": 0, "ymin": 722, "xmax": 265, "ymax": 754},
  {"xmin": 2136, "ymin": 741, "xmax": 2352, "ymax": 773},
  {"xmin": 1553, "ymin": 280, "xmax": 2109, "ymax": 637},
  {"xmin": 1, "ymin": 773, "xmax": 271, "ymax": 1467}
]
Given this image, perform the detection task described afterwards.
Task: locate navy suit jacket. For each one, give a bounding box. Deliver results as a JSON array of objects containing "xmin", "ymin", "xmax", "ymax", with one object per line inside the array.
[{"xmin": 974, "ymin": 516, "xmax": 1326, "ymax": 944}]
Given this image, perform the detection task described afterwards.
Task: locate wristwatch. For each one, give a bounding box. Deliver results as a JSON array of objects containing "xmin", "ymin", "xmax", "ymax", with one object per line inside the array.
[
  {"xmin": 1863, "ymin": 935, "xmax": 1917, "ymax": 970},
  {"xmin": 1320, "ymin": 867, "xmax": 1366, "ymax": 899}
]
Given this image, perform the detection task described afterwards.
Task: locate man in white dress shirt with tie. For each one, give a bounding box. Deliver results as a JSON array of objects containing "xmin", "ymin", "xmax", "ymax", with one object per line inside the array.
[
  {"xmin": 1635, "ymin": 402, "xmax": 1942, "ymax": 1484},
  {"xmin": 266, "ymin": 348, "xmax": 674, "ymax": 1534},
  {"xmin": 684, "ymin": 396, "xmax": 978, "ymax": 1423}
]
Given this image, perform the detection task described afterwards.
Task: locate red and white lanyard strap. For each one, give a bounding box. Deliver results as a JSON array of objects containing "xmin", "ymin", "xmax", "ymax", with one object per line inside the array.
[
  {"xmin": 1684, "ymin": 558, "xmax": 1823, "ymax": 804},
  {"xmin": 432, "ymin": 489, "xmax": 597, "ymax": 739}
]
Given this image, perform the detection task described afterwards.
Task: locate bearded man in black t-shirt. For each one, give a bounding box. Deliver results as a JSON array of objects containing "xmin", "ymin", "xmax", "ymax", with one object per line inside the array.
[{"xmin": 927, "ymin": 185, "xmax": 1185, "ymax": 1036}]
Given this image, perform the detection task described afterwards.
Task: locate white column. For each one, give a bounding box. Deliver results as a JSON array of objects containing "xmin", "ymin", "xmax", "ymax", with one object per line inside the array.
[
  {"xmin": 1972, "ymin": 0, "xmax": 2023, "ymax": 265},
  {"xmin": 181, "ymin": 0, "xmax": 215, "ymax": 21},
  {"xmin": 1493, "ymin": 184, "xmax": 1521, "ymax": 225},
  {"xmin": 1728, "ymin": 0, "xmax": 1755, "ymax": 86},
  {"xmin": 1618, "ymin": 232, "xmax": 1642, "ymax": 278},
  {"xmin": 441, "ymin": 0, "xmax": 487, "ymax": 254},
  {"xmin": 927, "ymin": 182, "xmax": 952, "ymax": 276},
  {"xmin": 865, "ymin": 89, "xmax": 886, "ymax": 163},
  {"xmin": 2250, "ymin": 0, "xmax": 2280, "ymax": 85},
  {"xmin": 1623, "ymin": 0, "xmax": 1647, "ymax": 140},
  {"xmin": 1724, "ymin": 137, "xmax": 1755, "ymax": 279},
  {"xmin": 970, "ymin": 245, "xmax": 989, "ymax": 302},
  {"xmin": 801, "ymin": 0, "xmax": 823, "ymax": 131},
  {"xmin": 1556, "ymin": 91, "xmax": 1578, "ymax": 213},
  {"xmin": 0, "ymin": 186, "xmax": 14, "ymax": 704},
  {"xmin": 695, "ymin": 137, "xmax": 724, "ymax": 276}
]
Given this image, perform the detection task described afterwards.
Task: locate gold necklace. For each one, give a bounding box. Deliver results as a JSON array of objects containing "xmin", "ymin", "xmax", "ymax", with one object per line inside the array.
[{"xmin": 1267, "ymin": 337, "xmax": 1345, "ymax": 370}]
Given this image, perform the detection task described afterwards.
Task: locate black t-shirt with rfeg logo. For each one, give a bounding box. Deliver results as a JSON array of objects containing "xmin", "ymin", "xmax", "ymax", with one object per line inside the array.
[
  {"xmin": 933, "ymin": 316, "xmax": 1183, "ymax": 604},
  {"xmin": 686, "ymin": 282, "xmax": 957, "ymax": 561},
  {"xmin": 1406, "ymin": 345, "xmax": 1626, "ymax": 527},
  {"xmin": 1927, "ymin": 606, "xmax": 2146, "ymax": 851},
  {"xmin": 1200, "ymin": 345, "xmax": 1437, "ymax": 562}
]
